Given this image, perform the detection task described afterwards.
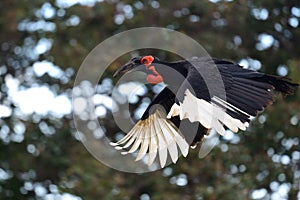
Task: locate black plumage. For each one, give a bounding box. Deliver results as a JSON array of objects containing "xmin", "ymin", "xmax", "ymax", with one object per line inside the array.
[{"xmin": 112, "ymin": 55, "xmax": 298, "ymax": 167}]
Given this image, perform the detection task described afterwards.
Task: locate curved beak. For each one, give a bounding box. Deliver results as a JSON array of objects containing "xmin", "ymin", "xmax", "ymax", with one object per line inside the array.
[{"xmin": 113, "ymin": 62, "xmax": 135, "ymax": 77}]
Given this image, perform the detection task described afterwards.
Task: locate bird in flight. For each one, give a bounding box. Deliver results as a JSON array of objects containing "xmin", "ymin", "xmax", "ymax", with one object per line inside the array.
[{"xmin": 111, "ymin": 55, "xmax": 298, "ymax": 168}]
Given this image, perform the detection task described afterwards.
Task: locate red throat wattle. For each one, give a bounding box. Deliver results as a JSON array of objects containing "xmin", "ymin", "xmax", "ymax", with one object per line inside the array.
[{"xmin": 141, "ymin": 56, "xmax": 164, "ymax": 84}]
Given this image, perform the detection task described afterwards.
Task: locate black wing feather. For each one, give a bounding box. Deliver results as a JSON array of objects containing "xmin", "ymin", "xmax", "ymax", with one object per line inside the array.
[{"xmin": 181, "ymin": 58, "xmax": 298, "ymax": 123}]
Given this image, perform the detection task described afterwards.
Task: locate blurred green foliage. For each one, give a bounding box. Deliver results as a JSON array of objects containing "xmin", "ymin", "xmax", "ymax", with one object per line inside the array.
[{"xmin": 0, "ymin": 0, "xmax": 299, "ymax": 199}]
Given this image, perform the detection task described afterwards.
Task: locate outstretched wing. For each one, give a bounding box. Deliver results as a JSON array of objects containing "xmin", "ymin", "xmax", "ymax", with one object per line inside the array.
[
  {"xmin": 110, "ymin": 87, "xmax": 189, "ymax": 168},
  {"xmin": 167, "ymin": 58, "xmax": 298, "ymax": 136}
]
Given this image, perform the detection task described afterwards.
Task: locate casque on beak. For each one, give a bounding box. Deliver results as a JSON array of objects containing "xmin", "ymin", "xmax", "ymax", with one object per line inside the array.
[{"xmin": 113, "ymin": 62, "xmax": 135, "ymax": 77}]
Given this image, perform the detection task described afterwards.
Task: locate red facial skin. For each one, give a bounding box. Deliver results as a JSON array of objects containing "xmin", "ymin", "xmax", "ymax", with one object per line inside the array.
[{"xmin": 141, "ymin": 56, "xmax": 164, "ymax": 84}]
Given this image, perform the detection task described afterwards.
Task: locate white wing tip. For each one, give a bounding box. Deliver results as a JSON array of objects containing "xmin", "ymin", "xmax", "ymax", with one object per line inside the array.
[
  {"xmin": 111, "ymin": 110, "xmax": 190, "ymax": 168},
  {"xmin": 218, "ymin": 129, "xmax": 226, "ymax": 136},
  {"xmin": 115, "ymin": 146, "xmax": 123, "ymax": 150},
  {"xmin": 181, "ymin": 147, "xmax": 189, "ymax": 157},
  {"xmin": 110, "ymin": 142, "xmax": 119, "ymax": 146}
]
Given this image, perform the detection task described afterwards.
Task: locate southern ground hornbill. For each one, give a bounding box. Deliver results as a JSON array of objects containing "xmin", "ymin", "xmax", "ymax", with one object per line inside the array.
[{"xmin": 111, "ymin": 55, "xmax": 298, "ymax": 167}]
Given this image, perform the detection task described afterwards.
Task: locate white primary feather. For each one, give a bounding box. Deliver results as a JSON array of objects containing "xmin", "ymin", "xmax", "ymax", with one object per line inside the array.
[
  {"xmin": 148, "ymin": 122, "xmax": 158, "ymax": 166},
  {"xmin": 135, "ymin": 127, "xmax": 149, "ymax": 161},
  {"xmin": 157, "ymin": 118, "xmax": 178, "ymax": 164},
  {"xmin": 154, "ymin": 121, "xmax": 168, "ymax": 167},
  {"xmin": 110, "ymin": 109, "xmax": 189, "ymax": 168},
  {"xmin": 211, "ymin": 96, "xmax": 252, "ymax": 119},
  {"xmin": 167, "ymin": 89, "xmax": 249, "ymax": 136}
]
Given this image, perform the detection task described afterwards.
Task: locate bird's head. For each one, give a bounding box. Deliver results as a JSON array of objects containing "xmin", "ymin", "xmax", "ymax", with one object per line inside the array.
[{"xmin": 113, "ymin": 55, "xmax": 164, "ymax": 84}]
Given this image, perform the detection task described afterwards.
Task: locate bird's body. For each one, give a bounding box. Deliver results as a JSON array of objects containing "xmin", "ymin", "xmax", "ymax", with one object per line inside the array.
[{"xmin": 111, "ymin": 55, "xmax": 298, "ymax": 167}]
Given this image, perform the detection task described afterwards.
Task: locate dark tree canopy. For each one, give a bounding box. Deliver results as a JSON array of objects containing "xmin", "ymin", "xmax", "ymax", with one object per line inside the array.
[{"xmin": 0, "ymin": 0, "xmax": 299, "ymax": 199}]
